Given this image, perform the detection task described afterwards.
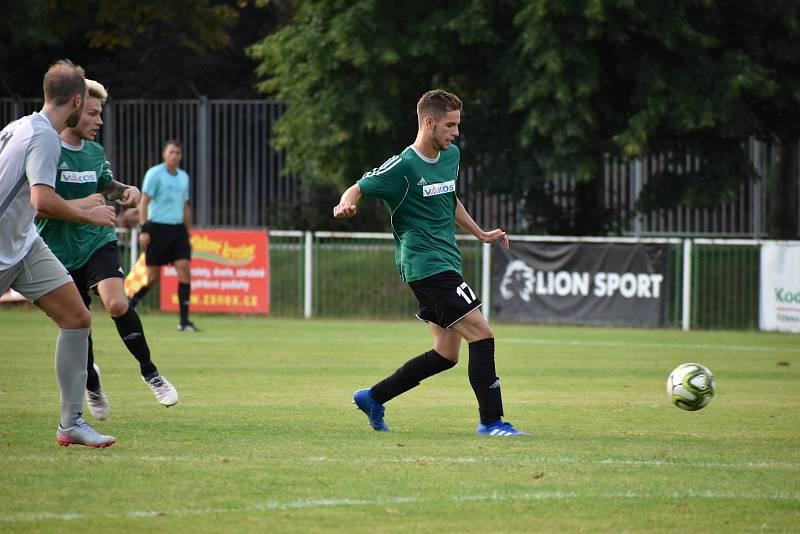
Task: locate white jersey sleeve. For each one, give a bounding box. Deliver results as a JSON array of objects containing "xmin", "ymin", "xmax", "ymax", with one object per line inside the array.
[
  {"xmin": 0, "ymin": 112, "xmax": 61, "ymax": 270},
  {"xmin": 25, "ymin": 120, "xmax": 60, "ymax": 188}
]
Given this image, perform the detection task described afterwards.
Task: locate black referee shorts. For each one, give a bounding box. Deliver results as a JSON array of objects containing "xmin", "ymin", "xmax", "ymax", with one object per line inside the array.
[
  {"xmin": 145, "ymin": 223, "xmax": 192, "ymax": 266},
  {"xmin": 408, "ymin": 270, "xmax": 483, "ymax": 329}
]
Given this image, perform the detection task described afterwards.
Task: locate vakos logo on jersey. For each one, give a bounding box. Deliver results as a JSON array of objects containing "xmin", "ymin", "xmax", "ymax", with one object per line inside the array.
[
  {"xmin": 60, "ymin": 170, "xmax": 97, "ymax": 183},
  {"xmin": 422, "ymin": 180, "xmax": 455, "ymax": 197}
]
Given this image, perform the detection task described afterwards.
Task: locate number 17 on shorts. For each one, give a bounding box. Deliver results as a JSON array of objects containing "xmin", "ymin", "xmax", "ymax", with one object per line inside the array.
[{"xmin": 457, "ymin": 281, "xmax": 477, "ymax": 304}]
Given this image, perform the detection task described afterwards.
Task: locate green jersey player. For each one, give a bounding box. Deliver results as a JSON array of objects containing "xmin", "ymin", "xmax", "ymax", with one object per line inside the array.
[
  {"xmin": 37, "ymin": 80, "xmax": 178, "ymax": 420},
  {"xmin": 334, "ymin": 89, "xmax": 529, "ymax": 437}
]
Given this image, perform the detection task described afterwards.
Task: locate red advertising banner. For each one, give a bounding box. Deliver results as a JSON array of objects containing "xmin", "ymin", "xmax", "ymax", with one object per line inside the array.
[{"xmin": 160, "ymin": 229, "xmax": 270, "ymax": 314}]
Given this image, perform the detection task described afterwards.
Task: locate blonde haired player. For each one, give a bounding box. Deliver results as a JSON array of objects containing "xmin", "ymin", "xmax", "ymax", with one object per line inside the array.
[{"xmin": 37, "ymin": 79, "xmax": 179, "ymax": 421}]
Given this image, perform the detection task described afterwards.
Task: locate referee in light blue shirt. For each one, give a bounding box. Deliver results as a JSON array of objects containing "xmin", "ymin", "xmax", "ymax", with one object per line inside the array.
[{"xmin": 131, "ymin": 139, "xmax": 199, "ymax": 332}]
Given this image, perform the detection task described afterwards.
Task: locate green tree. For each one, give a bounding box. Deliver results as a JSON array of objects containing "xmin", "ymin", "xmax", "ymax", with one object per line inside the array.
[
  {"xmin": 0, "ymin": 0, "xmax": 282, "ymax": 99},
  {"xmin": 252, "ymin": 0, "xmax": 799, "ymax": 236},
  {"xmin": 511, "ymin": 0, "xmax": 800, "ymax": 237},
  {"xmin": 249, "ymin": 0, "xmax": 526, "ymax": 229}
]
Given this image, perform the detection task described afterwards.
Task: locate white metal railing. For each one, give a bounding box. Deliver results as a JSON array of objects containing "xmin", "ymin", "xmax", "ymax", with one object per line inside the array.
[
  {"xmin": 294, "ymin": 233, "xmax": 796, "ymax": 329},
  {"xmin": 108, "ymin": 229, "xmax": 799, "ymax": 330}
]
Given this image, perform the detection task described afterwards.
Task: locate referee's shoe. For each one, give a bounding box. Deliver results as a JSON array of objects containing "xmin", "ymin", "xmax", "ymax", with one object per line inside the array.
[
  {"xmin": 353, "ymin": 388, "xmax": 389, "ymax": 431},
  {"xmin": 178, "ymin": 320, "xmax": 201, "ymax": 332}
]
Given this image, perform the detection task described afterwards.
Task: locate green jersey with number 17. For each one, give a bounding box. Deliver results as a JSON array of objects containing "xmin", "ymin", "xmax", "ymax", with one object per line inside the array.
[
  {"xmin": 357, "ymin": 144, "xmax": 461, "ymax": 282},
  {"xmin": 36, "ymin": 140, "xmax": 117, "ymax": 271}
]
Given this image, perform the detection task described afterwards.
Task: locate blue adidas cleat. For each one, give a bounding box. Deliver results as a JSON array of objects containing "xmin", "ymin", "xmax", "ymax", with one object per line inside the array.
[
  {"xmin": 353, "ymin": 388, "xmax": 389, "ymax": 431},
  {"xmin": 476, "ymin": 420, "xmax": 531, "ymax": 437}
]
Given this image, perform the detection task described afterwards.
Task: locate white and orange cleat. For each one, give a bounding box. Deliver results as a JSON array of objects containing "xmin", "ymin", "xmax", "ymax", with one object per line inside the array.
[{"xmin": 56, "ymin": 418, "xmax": 116, "ymax": 448}]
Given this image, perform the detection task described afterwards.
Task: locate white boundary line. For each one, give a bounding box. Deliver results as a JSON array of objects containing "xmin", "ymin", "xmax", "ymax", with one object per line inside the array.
[
  {"xmin": 6, "ymin": 454, "xmax": 797, "ymax": 470},
  {"xmin": 2, "ymin": 489, "xmax": 798, "ymax": 524},
  {"xmin": 299, "ymin": 455, "xmax": 799, "ymax": 470},
  {"xmin": 7, "ymin": 334, "xmax": 791, "ymax": 354},
  {"xmin": 502, "ymin": 337, "xmax": 800, "ymax": 353}
]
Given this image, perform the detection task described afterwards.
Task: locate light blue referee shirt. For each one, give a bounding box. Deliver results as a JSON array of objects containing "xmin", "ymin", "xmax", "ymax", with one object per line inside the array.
[{"xmin": 141, "ymin": 163, "xmax": 190, "ymax": 224}]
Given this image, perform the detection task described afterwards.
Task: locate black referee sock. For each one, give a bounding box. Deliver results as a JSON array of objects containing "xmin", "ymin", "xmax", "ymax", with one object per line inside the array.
[
  {"xmin": 112, "ymin": 306, "xmax": 157, "ymax": 377},
  {"xmin": 130, "ymin": 285, "xmax": 150, "ymax": 307},
  {"xmin": 85, "ymin": 332, "xmax": 100, "ymax": 392},
  {"xmin": 371, "ymin": 349, "xmax": 456, "ymax": 405},
  {"xmin": 178, "ymin": 282, "xmax": 191, "ymax": 325},
  {"xmin": 468, "ymin": 338, "xmax": 504, "ymax": 425}
]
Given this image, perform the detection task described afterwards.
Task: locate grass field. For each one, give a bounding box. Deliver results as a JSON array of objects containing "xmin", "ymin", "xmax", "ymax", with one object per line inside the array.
[{"xmin": 0, "ymin": 306, "xmax": 798, "ymax": 532}]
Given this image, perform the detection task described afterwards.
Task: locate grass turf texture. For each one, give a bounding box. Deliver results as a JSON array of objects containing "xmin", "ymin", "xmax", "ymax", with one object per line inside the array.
[{"xmin": 0, "ymin": 307, "xmax": 798, "ymax": 532}]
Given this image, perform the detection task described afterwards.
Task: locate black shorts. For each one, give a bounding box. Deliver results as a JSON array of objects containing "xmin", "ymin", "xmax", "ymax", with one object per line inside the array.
[
  {"xmin": 408, "ymin": 270, "xmax": 482, "ymax": 329},
  {"xmin": 145, "ymin": 223, "xmax": 191, "ymax": 266},
  {"xmin": 69, "ymin": 241, "xmax": 125, "ymax": 306}
]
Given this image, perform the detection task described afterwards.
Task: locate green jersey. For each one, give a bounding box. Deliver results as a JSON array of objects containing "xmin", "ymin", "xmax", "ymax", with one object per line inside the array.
[
  {"xmin": 358, "ymin": 144, "xmax": 461, "ymax": 282},
  {"xmin": 36, "ymin": 140, "xmax": 117, "ymax": 271}
]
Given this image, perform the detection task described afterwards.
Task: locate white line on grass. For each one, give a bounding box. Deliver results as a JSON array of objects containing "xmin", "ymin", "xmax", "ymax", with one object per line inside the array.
[
  {"xmin": 12, "ymin": 334, "xmax": 786, "ymax": 354},
  {"xmin": 5, "ymin": 454, "xmax": 797, "ymax": 471},
  {"xmin": 2, "ymin": 490, "xmax": 799, "ymax": 524},
  {"xmin": 3, "ymin": 333, "xmax": 796, "ymax": 354},
  {"xmin": 301, "ymin": 455, "xmax": 800, "ymax": 470},
  {"xmin": 503, "ymin": 338, "xmax": 800, "ymax": 354},
  {"xmin": 146, "ymin": 335, "xmax": 800, "ymax": 354}
]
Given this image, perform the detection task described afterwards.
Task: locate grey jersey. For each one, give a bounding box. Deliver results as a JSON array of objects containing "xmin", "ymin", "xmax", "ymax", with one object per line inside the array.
[{"xmin": 0, "ymin": 112, "xmax": 61, "ymax": 270}]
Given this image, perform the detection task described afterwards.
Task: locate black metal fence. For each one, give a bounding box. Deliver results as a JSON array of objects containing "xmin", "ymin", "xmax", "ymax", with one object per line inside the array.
[{"xmin": 2, "ymin": 97, "xmax": 794, "ymax": 236}]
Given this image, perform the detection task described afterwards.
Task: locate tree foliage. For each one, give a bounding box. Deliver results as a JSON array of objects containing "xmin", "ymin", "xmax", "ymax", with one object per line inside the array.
[
  {"xmin": 250, "ymin": 1, "xmax": 522, "ymax": 188},
  {"xmin": 511, "ymin": 0, "xmax": 800, "ymax": 230},
  {"xmin": 252, "ymin": 0, "xmax": 800, "ymax": 236},
  {"xmin": 0, "ymin": 0, "xmax": 284, "ymax": 99},
  {"xmin": 88, "ymin": 0, "xmax": 238, "ymax": 53}
]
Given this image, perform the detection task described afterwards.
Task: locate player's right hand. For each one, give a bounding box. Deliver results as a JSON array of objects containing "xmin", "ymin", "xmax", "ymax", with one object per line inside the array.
[
  {"xmin": 87, "ymin": 205, "xmax": 116, "ymax": 227},
  {"xmin": 333, "ymin": 203, "xmax": 357, "ymax": 218},
  {"xmin": 139, "ymin": 232, "xmax": 150, "ymax": 248}
]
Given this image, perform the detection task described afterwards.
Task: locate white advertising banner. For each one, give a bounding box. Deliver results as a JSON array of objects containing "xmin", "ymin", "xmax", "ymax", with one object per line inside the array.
[{"xmin": 760, "ymin": 243, "xmax": 800, "ymax": 333}]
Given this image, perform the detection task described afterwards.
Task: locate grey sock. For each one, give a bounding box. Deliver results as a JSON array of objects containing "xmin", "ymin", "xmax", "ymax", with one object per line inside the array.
[{"xmin": 55, "ymin": 327, "xmax": 89, "ymax": 428}]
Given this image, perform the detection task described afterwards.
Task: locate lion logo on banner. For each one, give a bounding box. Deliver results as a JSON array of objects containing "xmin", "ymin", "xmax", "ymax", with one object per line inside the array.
[{"xmin": 499, "ymin": 260, "xmax": 535, "ymax": 302}]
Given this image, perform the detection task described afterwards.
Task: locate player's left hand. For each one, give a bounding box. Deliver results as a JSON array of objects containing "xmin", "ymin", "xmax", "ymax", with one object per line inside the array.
[
  {"xmin": 117, "ymin": 186, "xmax": 141, "ymax": 208},
  {"xmin": 481, "ymin": 228, "xmax": 510, "ymax": 250}
]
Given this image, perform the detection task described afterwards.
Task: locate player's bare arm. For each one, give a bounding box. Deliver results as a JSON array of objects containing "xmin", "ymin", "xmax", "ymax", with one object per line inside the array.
[
  {"xmin": 455, "ymin": 198, "xmax": 509, "ymax": 250},
  {"xmin": 333, "ymin": 183, "xmax": 362, "ymax": 218},
  {"xmin": 32, "ymin": 185, "xmax": 115, "ymax": 226},
  {"xmin": 62, "ymin": 192, "xmax": 105, "ymax": 211},
  {"xmin": 100, "ymin": 179, "xmax": 140, "ymax": 207},
  {"xmin": 40, "ymin": 193, "xmax": 105, "ymax": 215}
]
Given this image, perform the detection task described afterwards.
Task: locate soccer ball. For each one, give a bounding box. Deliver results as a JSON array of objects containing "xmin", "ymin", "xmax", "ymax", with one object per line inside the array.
[{"xmin": 666, "ymin": 363, "xmax": 715, "ymax": 411}]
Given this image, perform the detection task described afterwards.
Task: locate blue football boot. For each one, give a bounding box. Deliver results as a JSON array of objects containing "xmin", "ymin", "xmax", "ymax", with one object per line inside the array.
[
  {"xmin": 476, "ymin": 420, "xmax": 531, "ymax": 436},
  {"xmin": 353, "ymin": 388, "xmax": 389, "ymax": 431}
]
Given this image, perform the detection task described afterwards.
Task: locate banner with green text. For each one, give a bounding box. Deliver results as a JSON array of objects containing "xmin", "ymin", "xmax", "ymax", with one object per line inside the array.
[{"xmin": 760, "ymin": 243, "xmax": 800, "ymax": 333}]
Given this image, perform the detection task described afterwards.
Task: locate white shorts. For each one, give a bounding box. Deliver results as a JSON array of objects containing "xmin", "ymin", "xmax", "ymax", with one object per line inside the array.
[{"xmin": 0, "ymin": 237, "xmax": 73, "ymax": 303}]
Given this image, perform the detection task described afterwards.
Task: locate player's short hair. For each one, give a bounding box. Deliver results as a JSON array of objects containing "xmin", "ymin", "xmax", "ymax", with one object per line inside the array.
[
  {"xmin": 163, "ymin": 139, "xmax": 183, "ymax": 151},
  {"xmin": 86, "ymin": 79, "xmax": 108, "ymax": 105},
  {"xmin": 43, "ymin": 59, "xmax": 86, "ymax": 106},
  {"xmin": 417, "ymin": 89, "xmax": 463, "ymax": 122}
]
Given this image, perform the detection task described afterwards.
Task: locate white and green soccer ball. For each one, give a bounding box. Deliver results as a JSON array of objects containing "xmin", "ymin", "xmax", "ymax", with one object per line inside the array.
[{"xmin": 666, "ymin": 363, "xmax": 716, "ymax": 411}]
